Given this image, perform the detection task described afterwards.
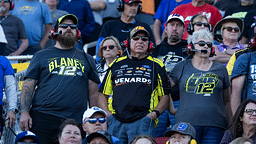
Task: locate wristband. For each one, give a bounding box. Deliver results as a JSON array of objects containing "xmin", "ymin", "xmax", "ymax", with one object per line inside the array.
[{"xmin": 153, "ymin": 110, "xmax": 160, "ymax": 118}]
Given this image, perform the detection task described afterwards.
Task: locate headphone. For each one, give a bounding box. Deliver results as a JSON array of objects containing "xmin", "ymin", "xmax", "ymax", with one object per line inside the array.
[
  {"xmin": 6, "ymin": 0, "xmax": 14, "ymax": 10},
  {"xmin": 48, "ymin": 24, "xmax": 82, "ymax": 40},
  {"xmin": 186, "ymin": 42, "xmax": 215, "ymax": 57},
  {"xmin": 117, "ymin": 0, "xmax": 142, "ymax": 14},
  {"xmin": 123, "ymin": 38, "xmax": 154, "ymax": 53},
  {"xmin": 187, "ymin": 14, "xmax": 212, "ymax": 35},
  {"xmin": 249, "ymin": 34, "xmax": 256, "ymax": 51},
  {"xmin": 166, "ymin": 139, "xmax": 197, "ymax": 144}
]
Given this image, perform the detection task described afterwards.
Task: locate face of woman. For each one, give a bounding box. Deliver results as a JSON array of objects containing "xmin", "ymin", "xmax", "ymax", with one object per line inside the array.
[
  {"xmin": 102, "ymin": 39, "xmax": 119, "ymax": 60},
  {"xmin": 135, "ymin": 138, "xmax": 153, "ymax": 144},
  {"xmin": 193, "ymin": 37, "xmax": 212, "ymax": 58},
  {"xmin": 242, "ymin": 102, "xmax": 256, "ymax": 126},
  {"xmin": 58, "ymin": 124, "xmax": 82, "ymax": 144},
  {"xmin": 222, "ymin": 22, "xmax": 240, "ymax": 42},
  {"xmin": 193, "ymin": 18, "xmax": 210, "ymax": 32}
]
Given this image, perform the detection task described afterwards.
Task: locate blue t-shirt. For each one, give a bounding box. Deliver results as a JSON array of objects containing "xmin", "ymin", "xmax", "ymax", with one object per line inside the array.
[
  {"xmin": 231, "ymin": 52, "xmax": 256, "ymax": 101},
  {"xmin": 153, "ymin": 0, "xmax": 191, "ymax": 36},
  {"xmin": 11, "ymin": 0, "xmax": 52, "ymax": 46},
  {"xmin": 0, "ymin": 56, "xmax": 14, "ymax": 105}
]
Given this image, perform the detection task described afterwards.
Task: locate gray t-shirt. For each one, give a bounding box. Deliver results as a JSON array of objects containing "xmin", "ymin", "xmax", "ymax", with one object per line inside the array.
[
  {"xmin": 0, "ymin": 15, "xmax": 27, "ymax": 56},
  {"xmin": 170, "ymin": 59, "xmax": 230, "ymax": 129}
]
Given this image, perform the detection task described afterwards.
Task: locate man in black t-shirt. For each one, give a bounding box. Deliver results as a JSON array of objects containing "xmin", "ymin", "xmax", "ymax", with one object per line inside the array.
[
  {"xmin": 152, "ymin": 14, "xmax": 188, "ymax": 137},
  {"xmin": 19, "ymin": 14, "xmax": 100, "ymax": 144},
  {"xmin": 98, "ymin": 26, "xmax": 169, "ymax": 144},
  {"xmin": 95, "ymin": 0, "xmax": 154, "ymax": 62}
]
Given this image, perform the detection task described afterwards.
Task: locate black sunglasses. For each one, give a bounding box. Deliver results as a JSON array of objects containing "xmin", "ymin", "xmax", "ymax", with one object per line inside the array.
[
  {"xmin": 245, "ymin": 109, "xmax": 256, "ymax": 115},
  {"xmin": 194, "ymin": 22, "xmax": 210, "ymax": 28},
  {"xmin": 223, "ymin": 27, "xmax": 240, "ymax": 33},
  {"xmin": 86, "ymin": 118, "xmax": 106, "ymax": 124},
  {"xmin": 101, "ymin": 45, "xmax": 115, "ymax": 51},
  {"xmin": 58, "ymin": 24, "xmax": 77, "ymax": 29},
  {"xmin": 132, "ymin": 35, "xmax": 149, "ymax": 42},
  {"xmin": 194, "ymin": 41, "xmax": 212, "ymax": 48}
]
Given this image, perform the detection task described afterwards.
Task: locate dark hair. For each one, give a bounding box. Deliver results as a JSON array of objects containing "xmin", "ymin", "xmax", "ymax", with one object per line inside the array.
[
  {"xmin": 229, "ymin": 99, "xmax": 256, "ymax": 139},
  {"xmin": 57, "ymin": 119, "xmax": 84, "ymax": 142},
  {"xmin": 129, "ymin": 135, "xmax": 157, "ymax": 144}
]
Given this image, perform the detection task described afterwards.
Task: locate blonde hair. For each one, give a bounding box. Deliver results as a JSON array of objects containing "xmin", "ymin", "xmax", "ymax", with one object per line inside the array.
[{"xmin": 97, "ymin": 36, "xmax": 123, "ymax": 62}]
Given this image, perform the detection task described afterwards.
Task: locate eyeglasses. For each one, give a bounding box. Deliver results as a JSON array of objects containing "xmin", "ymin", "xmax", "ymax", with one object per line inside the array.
[
  {"xmin": 244, "ymin": 109, "xmax": 256, "ymax": 115},
  {"xmin": 194, "ymin": 41, "xmax": 212, "ymax": 48},
  {"xmin": 223, "ymin": 27, "xmax": 240, "ymax": 33},
  {"xmin": 58, "ymin": 24, "xmax": 77, "ymax": 29},
  {"xmin": 193, "ymin": 22, "xmax": 210, "ymax": 28},
  {"xmin": 131, "ymin": 35, "xmax": 149, "ymax": 42},
  {"xmin": 17, "ymin": 142, "xmax": 37, "ymax": 144},
  {"xmin": 86, "ymin": 118, "xmax": 106, "ymax": 124},
  {"xmin": 101, "ymin": 45, "xmax": 115, "ymax": 51}
]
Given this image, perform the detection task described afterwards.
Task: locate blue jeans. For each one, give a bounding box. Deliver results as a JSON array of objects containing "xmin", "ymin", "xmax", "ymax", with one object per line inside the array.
[
  {"xmin": 194, "ymin": 126, "xmax": 225, "ymax": 144},
  {"xmin": 153, "ymin": 100, "xmax": 179, "ymax": 137},
  {"xmin": 107, "ymin": 114, "xmax": 154, "ymax": 144}
]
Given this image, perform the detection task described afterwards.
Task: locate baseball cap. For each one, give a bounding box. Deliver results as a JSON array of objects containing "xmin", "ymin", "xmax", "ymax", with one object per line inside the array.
[
  {"xmin": 15, "ymin": 131, "xmax": 40, "ymax": 144},
  {"xmin": 57, "ymin": 14, "xmax": 78, "ymax": 26},
  {"xmin": 164, "ymin": 122, "xmax": 196, "ymax": 139},
  {"xmin": 125, "ymin": 0, "xmax": 142, "ymax": 4},
  {"xmin": 165, "ymin": 14, "xmax": 185, "ymax": 26},
  {"xmin": 82, "ymin": 107, "xmax": 107, "ymax": 123},
  {"xmin": 87, "ymin": 131, "xmax": 113, "ymax": 144},
  {"xmin": 130, "ymin": 26, "xmax": 150, "ymax": 38}
]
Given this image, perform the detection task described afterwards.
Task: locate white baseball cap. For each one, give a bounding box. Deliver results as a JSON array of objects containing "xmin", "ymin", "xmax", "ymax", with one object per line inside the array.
[
  {"xmin": 165, "ymin": 14, "xmax": 185, "ymax": 27},
  {"xmin": 82, "ymin": 107, "xmax": 107, "ymax": 123}
]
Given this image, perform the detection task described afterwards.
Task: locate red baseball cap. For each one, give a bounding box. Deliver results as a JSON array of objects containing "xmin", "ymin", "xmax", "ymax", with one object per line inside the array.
[{"xmin": 125, "ymin": 0, "xmax": 142, "ymax": 4}]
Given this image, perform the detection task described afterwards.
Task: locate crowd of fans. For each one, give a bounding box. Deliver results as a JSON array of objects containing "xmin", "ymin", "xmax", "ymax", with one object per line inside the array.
[{"xmin": 1, "ymin": 0, "xmax": 256, "ymax": 143}]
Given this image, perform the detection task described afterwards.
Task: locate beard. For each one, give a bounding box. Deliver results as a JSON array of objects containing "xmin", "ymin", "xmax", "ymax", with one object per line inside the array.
[
  {"xmin": 56, "ymin": 31, "xmax": 78, "ymax": 48},
  {"xmin": 170, "ymin": 32, "xmax": 182, "ymax": 43},
  {"xmin": 0, "ymin": 7, "xmax": 6, "ymax": 13}
]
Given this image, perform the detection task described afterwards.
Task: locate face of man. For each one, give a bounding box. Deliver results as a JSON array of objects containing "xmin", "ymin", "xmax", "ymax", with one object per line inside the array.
[
  {"xmin": 82, "ymin": 113, "xmax": 107, "ymax": 135},
  {"xmin": 45, "ymin": 0, "xmax": 58, "ymax": 7},
  {"xmin": 0, "ymin": 0, "xmax": 10, "ymax": 14},
  {"xmin": 89, "ymin": 137, "xmax": 110, "ymax": 144},
  {"xmin": 169, "ymin": 133, "xmax": 191, "ymax": 144},
  {"xmin": 56, "ymin": 19, "xmax": 78, "ymax": 48},
  {"xmin": 123, "ymin": 2, "xmax": 139, "ymax": 18},
  {"xmin": 130, "ymin": 32, "xmax": 149, "ymax": 57},
  {"xmin": 165, "ymin": 19, "xmax": 185, "ymax": 44}
]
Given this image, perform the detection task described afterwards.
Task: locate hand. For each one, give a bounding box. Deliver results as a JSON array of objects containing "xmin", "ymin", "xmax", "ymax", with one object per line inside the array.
[
  {"xmin": 170, "ymin": 109, "xmax": 177, "ymax": 115},
  {"xmin": 6, "ymin": 111, "xmax": 16, "ymax": 128},
  {"xmin": 20, "ymin": 112, "xmax": 32, "ymax": 131},
  {"xmin": 40, "ymin": 41, "xmax": 45, "ymax": 50},
  {"xmin": 155, "ymin": 39, "xmax": 162, "ymax": 46},
  {"xmin": 146, "ymin": 112, "xmax": 157, "ymax": 120},
  {"xmin": 9, "ymin": 51, "xmax": 21, "ymax": 56}
]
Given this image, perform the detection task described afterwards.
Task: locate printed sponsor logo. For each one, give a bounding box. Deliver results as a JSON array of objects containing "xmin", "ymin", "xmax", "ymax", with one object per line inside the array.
[{"xmin": 121, "ymin": 65, "xmax": 128, "ymax": 68}]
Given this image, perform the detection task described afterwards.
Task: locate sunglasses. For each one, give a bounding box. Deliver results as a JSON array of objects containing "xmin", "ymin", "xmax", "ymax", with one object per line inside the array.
[
  {"xmin": 244, "ymin": 109, "xmax": 256, "ymax": 115},
  {"xmin": 223, "ymin": 27, "xmax": 240, "ymax": 33},
  {"xmin": 193, "ymin": 22, "xmax": 210, "ymax": 28},
  {"xmin": 132, "ymin": 35, "xmax": 149, "ymax": 42},
  {"xmin": 58, "ymin": 24, "xmax": 77, "ymax": 29},
  {"xmin": 17, "ymin": 142, "xmax": 37, "ymax": 144},
  {"xmin": 101, "ymin": 45, "xmax": 115, "ymax": 51},
  {"xmin": 194, "ymin": 41, "xmax": 212, "ymax": 48},
  {"xmin": 86, "ymin": 118, "xmax": 106, "ymax": 124}
]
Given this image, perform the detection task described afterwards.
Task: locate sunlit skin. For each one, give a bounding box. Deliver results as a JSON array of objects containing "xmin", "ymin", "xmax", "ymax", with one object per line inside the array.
[
  {"xmin": 169, "ymin": 133, "xmax": 191, "ymax": 144},
  {"xmin": 123, "ymin": 3, "xmax": 139, "ymax": 18},
  {"xmin": 102, "ymin": 39, "xmax": 119, "ymax": 62},
  {"xmin": 82, "ymin": 113, "xmax": 107, "ymax": 135},
  {"xmin": 130, "ymin": 32, "xmax": 149, "ymax": 59},
  {"xmin": 194, "ymin": 37, "xmax": 212, "ymax": 58},
  {"xmin": 165, "ymin": 20, "xmax": 185, "ymax": 45},
  {"xmin": 193, "ymin": 18, "xmax": 209, "ymax": 32},
  {"xmin": 222, "ymin": 22, "xmax": 240, "ymax": 42},
  {"xmin": 58, "ymin": 125, "xmax": 82, "ymax": 144}
]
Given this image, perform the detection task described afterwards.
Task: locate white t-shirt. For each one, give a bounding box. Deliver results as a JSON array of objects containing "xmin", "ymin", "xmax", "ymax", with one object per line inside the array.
[{"xmin": 0, "ymin": 25, "xmax": 7, "ymax": 43}]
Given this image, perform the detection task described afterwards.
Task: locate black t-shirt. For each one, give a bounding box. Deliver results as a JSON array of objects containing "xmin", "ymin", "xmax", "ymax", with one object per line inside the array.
[
  {"xmin": 99, "ymin": 55, "xmax": 169, "ymax": 123},
  {"xmin": 241, "ymin": 9, "xmax": 256, "ymax": 39},
  {"xmin": 224, "ymin": 4, "xmax": 256, "ymax": 19},
  {"xmin": 152, "ymin": 38, "xmax": 188, "ymax": 101},
  {"xmin": 99, "ymin": 18, "xmax": 155, "ymax": 44},
  {"xmin": 25, "ymin": 47, "xmax": 100, "ymax": 123},
  {"xmin": 214, "ymin": 0, "xmax": 240, "ymax": 11}
]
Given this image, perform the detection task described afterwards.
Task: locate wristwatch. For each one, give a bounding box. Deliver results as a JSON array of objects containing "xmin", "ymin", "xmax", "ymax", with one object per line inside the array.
[
  {"xmin": 9, "ymin": 108, "xmax": 18, "ymax": 114},
  {"xmin": 223, "ymin": 48, "xmax": 227, "ymax": 54},
  {"xmin": 153, "ymin": 110, "xmax": 160, "ymax": 118}
]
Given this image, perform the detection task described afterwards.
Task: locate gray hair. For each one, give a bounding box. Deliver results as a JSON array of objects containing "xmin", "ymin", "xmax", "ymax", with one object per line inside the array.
[{"xmin": 187, "ymin": 29, "xmax": 213, "ymax": 44}]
